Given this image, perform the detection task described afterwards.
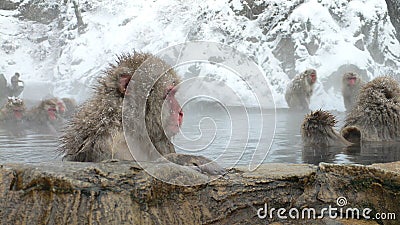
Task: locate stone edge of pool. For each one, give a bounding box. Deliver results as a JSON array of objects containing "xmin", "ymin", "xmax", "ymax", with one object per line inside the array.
[{"xmin": 0, "ymin": 161, "xmax": 398, "ymax": 224}]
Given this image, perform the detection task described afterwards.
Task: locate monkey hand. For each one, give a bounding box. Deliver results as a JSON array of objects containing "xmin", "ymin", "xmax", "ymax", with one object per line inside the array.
[{"xmin": 162, "ymin": 153, "xmax": 226, "ymax": 176}]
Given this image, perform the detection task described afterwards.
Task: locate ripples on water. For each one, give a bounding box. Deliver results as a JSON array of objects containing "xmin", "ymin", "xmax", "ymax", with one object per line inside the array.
[
  {"xmin": 174, "ymin": 104, "xmax": 400, "ymax": 167},
  {"xmin": 0, "ymin": 128, "xmax": 60, "ymax": 163},
  {"xmin": 1, "ymin": 105, "xmax": 399, "ymax": 166}
]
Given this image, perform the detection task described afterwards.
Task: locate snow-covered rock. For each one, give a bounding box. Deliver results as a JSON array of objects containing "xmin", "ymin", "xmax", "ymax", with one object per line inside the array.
[{"xmin": 0, "ymin": 0, "xmax": 399, "ymax": 110}]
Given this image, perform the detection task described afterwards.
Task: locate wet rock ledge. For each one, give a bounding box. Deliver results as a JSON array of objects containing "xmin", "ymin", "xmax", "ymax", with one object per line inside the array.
[{"xmin": 0, "ymin": 161, "xmax": 399, "ymax": 225}]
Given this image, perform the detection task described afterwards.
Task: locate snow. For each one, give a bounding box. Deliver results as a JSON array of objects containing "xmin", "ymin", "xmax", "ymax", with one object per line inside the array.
[{"xmin": 0, "ymin": 0, "xmax": 399, "ymax": 110}]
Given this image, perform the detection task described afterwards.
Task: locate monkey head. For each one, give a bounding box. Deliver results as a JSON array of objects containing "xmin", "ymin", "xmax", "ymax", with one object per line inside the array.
[
  {"xmin": 5, "ymin": 97, "xmax": 26, "ymax": 120},
  {"xmin": 41, "ymin": 99, "xmax": 58, "ymax": 121},
  {"xmin": 343, "ymin": 72, "xmax": 359, "ymax": 87},
  {"xmin": 302, "ymin": 109, "xmax": 353, "ymax": 147},
  {"xmin": 302, "ymin": 109, "xmax": 337, "ymax": 139},
  {"xmin": 358, "ymin": 76, "xmax": 400, "ymax": 107},
  {"xmin": 109, "ymin": 53, "xmax": 183, "ymax": 140},
  {"xmin": 342, "ymin": 76, "xmax": 400, "ymax": 142},
  {"xmin": 304, "ymin": 69, "xmax": 317, "ymax": 85}
]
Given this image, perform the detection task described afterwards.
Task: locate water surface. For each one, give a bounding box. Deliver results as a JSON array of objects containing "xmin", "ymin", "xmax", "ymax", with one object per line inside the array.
[{"xmin": 1, "ymin": 106, "xmax": 399, "ymax": 166}]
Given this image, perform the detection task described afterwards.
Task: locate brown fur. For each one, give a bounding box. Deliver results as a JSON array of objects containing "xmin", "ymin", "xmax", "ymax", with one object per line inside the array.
[
  {"xmin": 0, "ymin": 97, "xmax": 26, "ymax": 122},
  {"xmin": 341, "ymin": 72, "xmax": 364, "ymax": 111},
  {"xmin": 59, "ymin": 52, "xmax": 181, "ymax": 162},
  {"xmin": 341, "ymin": 76, "xmax": 400, "ymax": 143},
  {"xmin": 285, "ymin": 69, "xmax": 317, "ymax": 110},
  {"xmin": 61, "ymin": 97, "xmax": 78, "ymax": 119},
  {"xmin": 302, "ymin": 109, "xmax": 352, "ymax": 147},
  {"xmin": 26, "ymin": 98, "xmax": 64, "ymax": 133},
  {"xmin": 27, "ymin": 99, "xmax": 59, "ymax": 124}
]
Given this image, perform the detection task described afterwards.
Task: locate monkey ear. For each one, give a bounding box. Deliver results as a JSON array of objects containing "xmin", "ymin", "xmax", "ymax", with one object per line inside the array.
[{"xmin": 119, "ymin": 74, "xmax": 131, "ymax": 94}]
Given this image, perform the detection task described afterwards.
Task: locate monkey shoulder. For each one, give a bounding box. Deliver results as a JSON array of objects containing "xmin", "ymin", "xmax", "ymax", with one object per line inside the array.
[{"xmin": 288, "ymin": 80, "xmax": 309, "ymax": 95}]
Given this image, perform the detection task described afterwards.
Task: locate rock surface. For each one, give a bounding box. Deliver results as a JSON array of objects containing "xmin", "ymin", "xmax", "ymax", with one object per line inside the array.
[
  {"xmin": 385, "ymin": 0, "xmax": 400, "ymax": 43},
  {"xmin": 0, "ymin": 161, "xmax": 399, "ymax": 224}
]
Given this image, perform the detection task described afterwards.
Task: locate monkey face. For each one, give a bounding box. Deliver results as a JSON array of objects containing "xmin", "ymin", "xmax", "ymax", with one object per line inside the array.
[
  {"xmin": 305, "ymin": 69, "xmax": 317, "ymax": 84},
  {"xmin": 118, "ymin": 74, "xmax": 131, "ymax": 95},
  {"xmin": 13, "ymin": 107, "xmax": 24, "ymax": 120},
  {"xmin": 47, "ymin": 108, "xmax": 57, "ymax": 121},
  {"xmin": 343, "ymin": 73, "xmax": 359, "ymax": 86},
  {"xmin": 143, "ymin": 70, "xmax": 183, "ymax": 138},
  {"xmin": 162, "ymin": 85, "xmax": 183, "ymax": 136},
  {"xmin": 347, "ymin": 75, "xmax": 357, "ymax": 86},
  {"xmin": 348, "ymin": 77, "xmax": 357, "ymax": 86},
  {"xmin": 44, "ymin": 102, "xmax": 58, "ymax": 121},
  {"xmin": 309, "ymin": 72, "xmax": 317, "ymax": 84}
]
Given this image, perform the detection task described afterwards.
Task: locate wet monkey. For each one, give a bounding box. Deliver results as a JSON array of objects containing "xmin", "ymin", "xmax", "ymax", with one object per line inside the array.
[
  {"xmin": 341, "ymin": 76, "xmax": 400, "ymax": 143},
  {"xmin": 0, "ymin": 97, "xmax": 26, "ymax": 122},
  {"xmin": 26, "ymin": 98, "xmax": 63, "ymax": 133},
  {"xmin": 302, "ymin": 77, "xmax": 400, "ymax": 145},
  {"xmin": 27, "ymin": 99, "xmax": 59, "ymax": 123},
  {"xmin": 60, "ymin": 53, "xmax": 180, "ymax": 161},
  {"xmin": 301, "ymin": 109, "xmax": 352, "ymax": 147},
  {"xmin": 59, "ymin": 52, "xmax": 225, "ymax": 175},
  {"xmin": 285, "ymin": 69, "xmax": 317, "ymax": 110},
  {"xmin": 342, "ymin": 72, "xmax": 364, "ymax": 111}
]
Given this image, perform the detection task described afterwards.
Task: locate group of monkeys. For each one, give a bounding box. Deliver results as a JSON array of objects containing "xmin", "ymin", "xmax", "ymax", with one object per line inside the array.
[
  {"xmin": 285, "ymin": 68, "xmax": 400, "ymax": 147},
  {"xmin": 1, "ymin": 51, "xmax": 398, "ymax": 174},
  {"xmin": 0, "ymin": 96, "xmax": 77, "ymax": 133},
  {"xmin": 285, "ymin": 69, "xmax": 363, "ymax": 111},
  {"xmin": 1, "ymin": 53, "xmax": 224, "ymax": 175}
]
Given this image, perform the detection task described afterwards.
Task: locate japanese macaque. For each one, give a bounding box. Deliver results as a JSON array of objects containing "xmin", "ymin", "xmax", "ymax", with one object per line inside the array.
[
  {"xmin": 59, "ymin": 52, "xmax": 225, "ymax": 175},
  {"xmin": 44, "ymin": 97, "xmax": 77, "ymax": 120},
  {"xmin": 341, "ymin": 76, "xmax": 400, "ymax": 143},
  {"xmin": 0, "ymin": 97, "xmax": 26, "ymax": 122},
  {"xmin": 51, "ymin": 97, "xmax": 68, "ymax": 122},
  {"xmin": 61, "ymin": 97, "xmax": 77, "ymax": 119},
  {"xmin": 26, "ymin": 98, "xmax": 63, "ymax": 132},
  {"xmin": 341, "ymin": 72, "xmax": 364, "ymax": 111},
  {"xmin": 285, "ymin": 69, "xmax": 317, "ymax": 110},
  {"xmin": 301, "ymin": 109, "xmax": 352, "ymax": 147}
]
